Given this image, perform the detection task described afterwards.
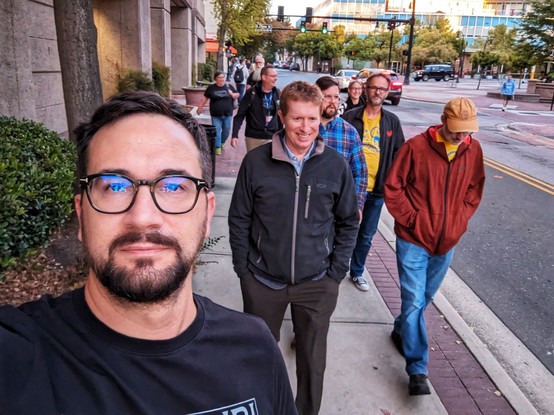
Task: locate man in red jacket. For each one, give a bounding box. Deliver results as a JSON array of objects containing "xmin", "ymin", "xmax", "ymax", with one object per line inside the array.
[{"xmin": 384, "ymin": 97, "xmax": 485, "ymax": 396}]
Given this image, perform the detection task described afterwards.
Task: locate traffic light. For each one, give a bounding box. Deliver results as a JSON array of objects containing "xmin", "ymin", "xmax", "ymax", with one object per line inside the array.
[
  {"xmin": 300, "ymin": 21, "xmax": 306, "ymax": 33},
  {"xmin": 306, "ymin": 7, "xmax": 313, "ymax": 24},
  {"xmin": 322, "ymin": 22, "xmax": 328, "ymax": 34},
  {"xmin": 277, "ymin": 6, "xmax": 284, "ymax": 22}
]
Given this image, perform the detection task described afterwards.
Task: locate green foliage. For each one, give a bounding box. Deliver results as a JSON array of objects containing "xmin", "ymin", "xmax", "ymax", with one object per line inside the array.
[
  {"xmin": 198, "ymin": 58, "xmax": 217, "ymax": 82},
  {"xmin": 412, "ymin": 26, "xmax": 458, "ymax": 67},
  {"xmin": 116, "ymin": 68, "xmax": 155, "ymax": 92},
  {"xmin": 0, "ymin": 116, "xmax": 76, "ymax": 274},
  {"xmin": 152, "ymin": 62, "xmax": 171, "ymax": 96},
  {"xmin": 517, "ymin": 0, "xmax": 554, "ymax": 64},
  {"xmin": 212, "ymin": 0, "xmax": 271, "ymax": 47}
]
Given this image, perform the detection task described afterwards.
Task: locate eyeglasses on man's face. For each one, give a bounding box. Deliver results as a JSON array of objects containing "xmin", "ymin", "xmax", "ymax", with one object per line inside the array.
[
  {"xmin": 80, "ymin": 173, "xmax": 209, "ymax": 214},
  {"xmin": 366, "ymin": 85, "xmax": 389, "ymax": 94}
]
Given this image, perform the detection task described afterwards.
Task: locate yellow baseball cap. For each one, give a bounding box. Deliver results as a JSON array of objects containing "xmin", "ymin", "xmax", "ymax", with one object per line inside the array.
[{"xmin": 443, "ymin": 97, "xmax": 479, "ymax": 133}]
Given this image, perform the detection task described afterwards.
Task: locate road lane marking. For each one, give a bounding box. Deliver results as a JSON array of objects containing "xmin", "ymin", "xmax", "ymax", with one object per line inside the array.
[{"xmin": 484, "ymin": 157, "xmax": 554, "ymax": 195}]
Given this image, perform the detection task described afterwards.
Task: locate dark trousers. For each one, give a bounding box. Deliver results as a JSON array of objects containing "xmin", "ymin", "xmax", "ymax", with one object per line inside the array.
[{"xmin": 240, "ymin": 273, "xmax": 339, "ymax": 415}]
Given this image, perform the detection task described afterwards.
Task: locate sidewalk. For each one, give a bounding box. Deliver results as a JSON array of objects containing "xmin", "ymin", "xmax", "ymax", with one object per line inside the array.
[{"xmin": 191, "ymin": 137, "xmax": 536, "ymax": 414}]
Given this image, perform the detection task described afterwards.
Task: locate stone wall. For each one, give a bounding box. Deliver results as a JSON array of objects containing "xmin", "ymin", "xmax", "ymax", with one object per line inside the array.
[
  {"xmin": 1, "ymin": 0, "xmax": 67, "ymax": 135},
  {"xmin": 2, "ymin": 0, "xmax": 206, "ymax": 134}
]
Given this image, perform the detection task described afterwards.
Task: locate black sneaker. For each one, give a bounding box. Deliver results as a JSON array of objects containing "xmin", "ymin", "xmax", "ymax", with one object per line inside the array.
[
  {"xmin": 390, "ymin": 330, "xmax": 405, "ymax": 357},
  {"xmin": 409, "ymin": 374, "xmax": 431, "ymax": 396}
]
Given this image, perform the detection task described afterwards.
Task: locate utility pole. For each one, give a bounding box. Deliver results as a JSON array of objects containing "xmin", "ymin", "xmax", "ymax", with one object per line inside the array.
[
  {"xmin": 387, "ymin": 17, "xmax": 396, "ymax": 70},
  {"xmin": 403, "ymin": 0, "xmax": 416, "ymax": 85}
]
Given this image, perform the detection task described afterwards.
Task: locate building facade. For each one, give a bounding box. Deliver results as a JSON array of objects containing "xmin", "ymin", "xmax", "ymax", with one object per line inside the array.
[{"xmin": 1, "ymin": 0, "xmax": 207, "ymax": 136}]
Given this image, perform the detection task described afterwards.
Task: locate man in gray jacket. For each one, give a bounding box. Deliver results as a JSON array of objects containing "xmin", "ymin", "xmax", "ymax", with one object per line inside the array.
[{"xmin": 229, "ymin": 81, "xmax": 359, "ymax": 415}]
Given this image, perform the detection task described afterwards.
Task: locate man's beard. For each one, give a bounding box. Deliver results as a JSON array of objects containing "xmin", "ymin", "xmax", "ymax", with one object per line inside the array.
[
  {"xmin": 85, "ymin": 230, "xmax": 203, "ymax": 304},
  {"xmin": 322, "ymin": 105, "xmax": 337, "ymax": 119}
]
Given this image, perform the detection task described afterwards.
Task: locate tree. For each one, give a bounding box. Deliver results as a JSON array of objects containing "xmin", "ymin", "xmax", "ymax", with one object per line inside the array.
[
  {"xmin": 486, "ymin": 24, "xmax": 518, "ymax": 72},
  {"xmin": 53, "ymin": 0, "xmax": 103, "ymax": 142},
  {"xmin": 212, "ymin": 0, "xmax": 271, "ymax": 69},
  {"xmin": 516, "ymin": 0, "xmax": 554, "ymax": 68},
  {"xmin": 411, "ymin": 25, "xmax": 458, "ymax": 67}
]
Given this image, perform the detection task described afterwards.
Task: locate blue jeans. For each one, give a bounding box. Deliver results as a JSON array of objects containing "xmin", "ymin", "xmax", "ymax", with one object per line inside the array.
[
  {"xmin": 393, "ymin": 237, "xmax": 455, "ymax": 376},
  {"xmin": 236, "ymin": 83, "xmax": 246, "ymax": 102},
  {"xmin": 349, "ymin": 193, "xmax": 384, "ymax": 277},
  {"xmin": 211, "ymin": 115, "xmax": 232, "ymax": 148}
]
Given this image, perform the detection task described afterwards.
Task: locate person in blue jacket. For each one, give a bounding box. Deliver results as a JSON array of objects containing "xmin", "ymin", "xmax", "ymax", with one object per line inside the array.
[{"xmin": 500, "ymin": 74, "xmax": 516, "ymax": 111}]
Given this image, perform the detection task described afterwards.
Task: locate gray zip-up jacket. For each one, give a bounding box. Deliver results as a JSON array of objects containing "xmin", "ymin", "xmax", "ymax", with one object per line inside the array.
[{"xmin": 228, "ymin": 132, "xmax": 359, "ymax": 284}]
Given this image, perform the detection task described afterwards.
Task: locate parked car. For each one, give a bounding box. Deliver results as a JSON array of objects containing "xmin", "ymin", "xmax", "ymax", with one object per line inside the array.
[
  {"xmin": 413, "ymin": 64, "xmax": 454, "ymax": 82},
  {"xmin": 355, "ymin": 68, "xmax": 403, "ymax": 105},
  {"xmin": 333, "ymin": 69, "xmax": 359, "ymax": 91},
  {"xmin": 289, "ymin": 62, "xmax": 300, "ymax": 71},
  {"xmin": 281, "ymin": 61, "xmax": 290, "ymax": 69}
]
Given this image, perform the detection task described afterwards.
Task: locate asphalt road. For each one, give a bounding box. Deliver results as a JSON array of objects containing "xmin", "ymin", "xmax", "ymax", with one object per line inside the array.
[{"xmin": 276, "ymin": 68, "xmax": 554, "ymax": 374}]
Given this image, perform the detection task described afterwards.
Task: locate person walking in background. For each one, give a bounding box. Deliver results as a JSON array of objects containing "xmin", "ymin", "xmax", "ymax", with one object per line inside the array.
[
  {"xmin": 229, "ymin": 81, "xmax": 359, "ymax": 415},
  {"xmin": 246, "ymin": 54, "xmax": 265, "ymax": 90},
  {"xmin": 231, "ymin": 65, "xmax": 281, "ymax": 152},
  {"xmin": 315, "ymin": 76, "xmax": 367, "ymax": 214},
  {"xmin": 232, "ymin": 58, "xmax": 249, "ymax": 103},
  {"xmin": 197, "ymin": 70, "xmax": 239, "ymax": 154},
  {"xmin": 342, "ymin": 73, "xmax": 405, "ymax": 292},
  {"xmin": 0, "ymin": 91, "xmax": 296, "ymax": 414},
  {"xmin": 385, "ymin": 97, "xmax": 485, "ymax": 396},
  {"xmin": 500, "ymin": 74, "xmax": 516, "ymax": 111},
  {"xmin": 338, "ymin": 80, "xmax": 366, "ymax": 117}
]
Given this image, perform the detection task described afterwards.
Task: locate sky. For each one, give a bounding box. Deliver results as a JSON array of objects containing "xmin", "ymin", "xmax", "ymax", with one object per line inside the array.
[{"xmin": 269, "ymin": 0, "xmax": 312, "ymax": 22}]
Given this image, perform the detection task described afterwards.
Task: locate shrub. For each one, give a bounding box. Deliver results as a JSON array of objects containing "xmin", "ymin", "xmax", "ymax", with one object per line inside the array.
[
  {"xmin": 116, "ymin": 68, "xmax": 155, "ymax": 93},
  {"xmin": 152, "ymin": 62, "xmax": 171, "ymax": 96},
  {"xmin": 0, "ymin": 116, "xmax": 76, "ymax": 274}
]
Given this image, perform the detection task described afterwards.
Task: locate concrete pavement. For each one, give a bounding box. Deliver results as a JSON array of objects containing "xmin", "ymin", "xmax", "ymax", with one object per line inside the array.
[{"xmin": 183, "ymin": 79, "xmax": 553, "ymax": 414}]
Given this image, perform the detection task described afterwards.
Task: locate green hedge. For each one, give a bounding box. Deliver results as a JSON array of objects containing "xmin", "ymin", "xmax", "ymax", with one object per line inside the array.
[{"xmin": 0, "ymin": 116, "xmax": 76, "ymax": 273}]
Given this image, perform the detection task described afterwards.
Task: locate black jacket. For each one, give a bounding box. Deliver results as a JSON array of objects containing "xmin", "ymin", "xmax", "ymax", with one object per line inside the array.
[
  {"xmin": 228, "ymin": 133, "xmax": 359, "ymax": 284},
  {"xmin": 342, "ymin": 106, "xmax": 405, "ymax": 197},
  {"xmin": 232, "ymin": 83, "xmax": 281, "ymax": 140}
]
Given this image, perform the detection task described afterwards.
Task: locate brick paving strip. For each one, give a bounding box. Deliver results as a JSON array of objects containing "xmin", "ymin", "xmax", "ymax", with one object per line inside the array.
[
  {"xmin": 368, "ymin": 233, "xmax": 517, "ymax": 415},
  {"xmin": 213, "ymin": 138, "xmax": 517, "ymax": 415}
]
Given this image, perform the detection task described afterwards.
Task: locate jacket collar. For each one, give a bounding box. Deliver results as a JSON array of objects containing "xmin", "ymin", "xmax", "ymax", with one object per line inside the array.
[
  {"xmin": 271, "ymin": 130, "xmax": 325, "ymax": 163},
  {"xmin": 424, "ymin": 125, "xmax": 473, "ymax": 160}
]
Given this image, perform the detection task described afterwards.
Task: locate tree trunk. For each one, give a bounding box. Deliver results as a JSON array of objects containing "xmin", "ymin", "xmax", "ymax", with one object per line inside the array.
[{"xmin": 53, "ymin": 0, "xmax": 103, "ymax": 143}]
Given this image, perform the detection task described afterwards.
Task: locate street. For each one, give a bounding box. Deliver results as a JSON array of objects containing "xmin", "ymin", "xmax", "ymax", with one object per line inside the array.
[{"xmin": 276, "ymin": 69, "xmax": 554, "ymax": 373}]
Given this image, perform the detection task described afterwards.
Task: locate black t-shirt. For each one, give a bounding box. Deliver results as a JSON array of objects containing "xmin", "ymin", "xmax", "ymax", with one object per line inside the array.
[
  {"xmin": 0, "ymin": 289, "xmax": 297, "ymax": 414},
  {"xmin": 204, "ymin": 83, "xmax": 237, "ymax": 117}
]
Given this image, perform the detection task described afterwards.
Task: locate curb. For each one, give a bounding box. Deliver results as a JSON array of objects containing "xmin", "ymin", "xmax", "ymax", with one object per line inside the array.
[{"xmin": 377, "ymin": 211, "xmax": 548, "ymax": 415}]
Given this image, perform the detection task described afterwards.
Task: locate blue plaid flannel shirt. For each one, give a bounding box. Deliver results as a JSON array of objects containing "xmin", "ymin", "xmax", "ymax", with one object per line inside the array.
[{"xmin": 319, "ymin": 116, "xmax": 368, "ymax": 209}]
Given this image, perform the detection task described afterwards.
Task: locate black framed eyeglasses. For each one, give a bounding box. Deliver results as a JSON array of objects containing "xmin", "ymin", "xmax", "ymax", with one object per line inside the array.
[
  {"xmin": 80, "ymin": 173, "xmax": 209, "ymax": 214},
  {"xmin": 366, "ymin": 86, "xmax": 389, "ymax": 93}
]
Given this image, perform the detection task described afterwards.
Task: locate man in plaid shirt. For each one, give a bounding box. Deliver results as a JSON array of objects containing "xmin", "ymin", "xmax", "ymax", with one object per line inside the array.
[{"xmin": 316, "ymin": 77, "xmax": 367, "ymax": 214}]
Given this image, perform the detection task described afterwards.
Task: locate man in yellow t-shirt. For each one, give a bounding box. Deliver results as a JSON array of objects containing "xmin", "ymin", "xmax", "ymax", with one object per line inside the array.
[{"xmin": 342, "ymin": 73, "xmax": 405, "ymax": 292}]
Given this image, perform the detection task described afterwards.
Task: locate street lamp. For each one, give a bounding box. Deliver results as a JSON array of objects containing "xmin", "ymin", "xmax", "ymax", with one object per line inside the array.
[{"xmin": 456, "ymin": 31, "xmax": 466, "ymax": 83}]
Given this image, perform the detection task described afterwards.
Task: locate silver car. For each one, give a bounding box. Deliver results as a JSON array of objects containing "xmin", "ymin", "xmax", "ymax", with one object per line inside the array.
[{"xmin": 333, "ymin": 69, "xmax": 359, "ymax": 91}]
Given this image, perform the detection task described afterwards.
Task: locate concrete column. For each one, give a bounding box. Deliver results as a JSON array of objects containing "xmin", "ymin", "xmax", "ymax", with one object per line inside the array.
[
  {"xmin": 94, "ymin": 0, "xmax": 152, "ymax": 98},
  {"xmin": 150, "ymin": 0, "xmax": 171, "ymax": 66},
  {"xmin": 171, "ymin": 6, "xmax": 192, "ymax": 93},
  {"xmin": 0, "ymin": 0, "xmax": 36, "ymax": 121}
]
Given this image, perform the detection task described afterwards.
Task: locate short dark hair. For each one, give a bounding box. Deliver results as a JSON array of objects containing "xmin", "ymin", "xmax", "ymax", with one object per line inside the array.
[
  {"xmin": 315, "ymin": 76, "xmax": 339, "ymax": 92},
  {"xmin": 260, "ymin": 64, "xmax": 275, "ymax": 77},
  {"xmin": 74, "ymin": 91, "xmax": 212, "ymax": 189},
  {"xmin": 279, "ymin": 81, "xmax": 323, "ymax": 116},
  {"xmin": 214, "ymin": 70, "xmax": 225, "ymax": 80}
]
